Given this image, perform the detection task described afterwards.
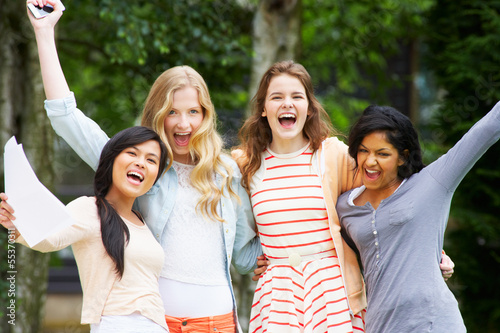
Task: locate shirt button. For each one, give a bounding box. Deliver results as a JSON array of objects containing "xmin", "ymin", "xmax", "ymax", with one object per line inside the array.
[
  {"xmin": 372, "ymin": 220, "xmax": 375, "ymax": 224},
  {"xmin": 376, "ymin": 254, "xmax": 380, "ymax": 259},
  {"xmin": 375, "ymin": 242, "xmax": 379, "ymax": 246},
  {"xmin": 182, "ymin": 321, "xmax": 187, "ymax": 326},
  {"xmin": 373, "ymin": 230, "xmax": 377, "ymax": 235},
  {"xmin": 226, "ymin": 229, "xmax": 229, "ymax": 233}
]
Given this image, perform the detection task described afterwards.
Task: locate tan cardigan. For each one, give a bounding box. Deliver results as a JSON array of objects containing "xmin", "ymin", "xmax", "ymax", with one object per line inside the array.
[
  {"xmin": 18, "ymin": 196, "xmax": 167, "ymax": 329},
  {"xmin": 317, "ymin": 137, "xmax": 367, "ymax": 315},
  {"xmin": 233, "ymin": 137, "xmax": 367, "ymax": 315}
]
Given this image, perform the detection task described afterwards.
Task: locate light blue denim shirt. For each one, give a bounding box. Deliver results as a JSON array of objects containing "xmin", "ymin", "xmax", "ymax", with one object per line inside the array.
[{"xmin": 45, "ymin": 92, "xmax": 261, "ymax": 330}]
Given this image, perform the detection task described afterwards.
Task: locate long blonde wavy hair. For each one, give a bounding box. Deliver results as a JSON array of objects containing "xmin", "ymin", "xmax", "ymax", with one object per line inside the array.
[{"xmin": 141, "ymin": 66, "xmax": 238, "ymax": 222}]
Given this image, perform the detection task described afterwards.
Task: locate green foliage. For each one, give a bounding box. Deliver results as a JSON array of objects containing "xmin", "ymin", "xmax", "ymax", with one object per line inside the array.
[
  {"xmin": 57, "ymin": 0, "xmax": 438, "ymax": 138},
  {"xmin": 97, "ymin": 0, "xmax": 251, "ymax": 68},
  {"xmin": 424, "ymin": 1, "xmax": 500, "ymax": 330},
  {"xmin": 301, "ymin": 0, "xmax": 434, "ymax": 126},
  {"xmin": 58, "ymin": 0, "xmax": 254, "ymax": 136}
]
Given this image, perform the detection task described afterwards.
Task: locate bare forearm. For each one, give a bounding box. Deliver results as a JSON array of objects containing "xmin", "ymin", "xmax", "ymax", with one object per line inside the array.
[
  {"xmin": 34, "ymin": 26, "xmax": 70, "ymax": 99},
  {"xmin": 27, "ymin": 0, "xmax": 69, "ymax": 100}
]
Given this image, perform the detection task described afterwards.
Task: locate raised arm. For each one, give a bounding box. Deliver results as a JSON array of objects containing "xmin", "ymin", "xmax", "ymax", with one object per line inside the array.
[
  {"xmin": 427, "ymin": 101, "xmax": 500, "ymax": 191},
  {"xmin": 27, "ymin": 0, "xmax": 109, "ymax": 170},
  {"xmin": 27, "ymin": 0, "xmax": 69, "ymax": 99}
]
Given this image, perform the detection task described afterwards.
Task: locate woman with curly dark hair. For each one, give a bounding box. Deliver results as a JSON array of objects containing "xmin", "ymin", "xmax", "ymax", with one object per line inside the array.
[{"xmin": 337, "ymin": 103, "xmax": 500, "ymax": 332}]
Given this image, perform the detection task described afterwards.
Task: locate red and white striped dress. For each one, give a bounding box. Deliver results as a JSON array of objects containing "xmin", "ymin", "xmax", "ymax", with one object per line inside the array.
[{"xmin": 249, "ymin": 144, "xmax": 365, "ymax": 333}]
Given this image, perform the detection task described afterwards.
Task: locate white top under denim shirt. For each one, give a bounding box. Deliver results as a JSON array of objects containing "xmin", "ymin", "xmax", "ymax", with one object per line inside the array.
[
  {"xmin": 159, "ymin": 161, "xmax": 232, "ymax": 317},
  {"xmin": 45, "ymin": 92, "xmax": 262, "ymax": 332}
]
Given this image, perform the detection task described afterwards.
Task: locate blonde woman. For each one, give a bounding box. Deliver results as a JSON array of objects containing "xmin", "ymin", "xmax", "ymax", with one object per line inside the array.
[{"xmin": 24, "ymin": 1, "xmax": 261, "ymax": 332}]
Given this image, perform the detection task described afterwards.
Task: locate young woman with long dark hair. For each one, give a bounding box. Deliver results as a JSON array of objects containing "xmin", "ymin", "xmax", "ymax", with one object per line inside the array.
[{"xmin": 1, "ymin": 126, "xmax": 170, "ymax": 332}]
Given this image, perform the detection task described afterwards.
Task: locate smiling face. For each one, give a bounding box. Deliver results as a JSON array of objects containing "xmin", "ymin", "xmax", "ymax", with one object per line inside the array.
[
  {"xmin": 262, "ymin": 74, "xmax": 310, "ymax": 153},
  {"xmin": 163, "ymin": 86, "xmax": 204, "ymax": 164},
  {"xmin": 357, "ymin": 131, "xmax": 405, "ymax": 195},
  {"xmin": 107, "ymin": 140, "xmax": 162, "ymax": 203}
]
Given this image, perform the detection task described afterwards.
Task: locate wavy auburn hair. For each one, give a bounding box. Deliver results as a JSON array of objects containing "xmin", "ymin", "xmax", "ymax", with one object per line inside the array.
[
  {"xmin": 141, "ymin": 66, "xmax": 238, "ymax": 222},
  {"xmin": 236, "ymin": 60, "xmax": 339, "ymax": 190}
]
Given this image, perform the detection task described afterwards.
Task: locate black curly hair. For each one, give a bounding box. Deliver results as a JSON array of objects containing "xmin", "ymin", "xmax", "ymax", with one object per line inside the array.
[{"xmin": 348, "ymin": 105, "xmax": 425, "ymax": 179}]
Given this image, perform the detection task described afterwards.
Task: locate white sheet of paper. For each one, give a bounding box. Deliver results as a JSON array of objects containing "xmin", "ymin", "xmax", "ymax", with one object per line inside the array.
[{"xmin": 4, "ymin": 136, "xmax": 74, "ymax": 247}]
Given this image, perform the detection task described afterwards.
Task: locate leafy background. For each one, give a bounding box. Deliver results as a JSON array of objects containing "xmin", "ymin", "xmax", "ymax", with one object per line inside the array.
[{"xmin": 1, "ymin": 0, "xmax": 499, "ymax": 331}]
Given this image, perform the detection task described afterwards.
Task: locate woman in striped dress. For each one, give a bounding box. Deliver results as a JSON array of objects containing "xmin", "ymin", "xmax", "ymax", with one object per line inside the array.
[
  {"xmin": 233, "ymin": 61, "xmax": 455, "ymax": 333},
  {"xmin": 233, "ymin": 61, "xmax": 366, "ymax": 333}
]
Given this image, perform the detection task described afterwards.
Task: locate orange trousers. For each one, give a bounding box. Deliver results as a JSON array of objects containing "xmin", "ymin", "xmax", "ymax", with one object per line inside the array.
[{"xmin": 165, "ymin": 312, "xmax": 236, "ymax": 333}]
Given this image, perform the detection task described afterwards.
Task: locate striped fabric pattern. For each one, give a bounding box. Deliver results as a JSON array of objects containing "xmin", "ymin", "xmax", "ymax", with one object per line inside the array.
[{"xmin": 249, "ymin": 145, "xmax": 365, "ymax": 333}]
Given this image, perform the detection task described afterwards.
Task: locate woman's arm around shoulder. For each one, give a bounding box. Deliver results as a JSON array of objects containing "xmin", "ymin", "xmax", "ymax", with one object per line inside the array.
[
  {"xmin": 230, "ymin": 148, "xmax": 248, "ymax": 174},
  {"xmin": 224, "ymin": 154, "xmax": 262, "ymax": 275}
]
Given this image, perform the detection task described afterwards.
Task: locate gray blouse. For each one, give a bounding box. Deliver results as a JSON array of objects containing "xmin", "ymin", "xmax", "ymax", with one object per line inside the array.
[{"xmin": 338, "ymin": 102, "xmax": 500, "ymax": 332}]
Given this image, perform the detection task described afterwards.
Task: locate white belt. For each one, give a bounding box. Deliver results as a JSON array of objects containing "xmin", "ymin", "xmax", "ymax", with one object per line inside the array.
[{"xmin": 267, "ymin": 250, "xmax": 337, "ymax": 267}]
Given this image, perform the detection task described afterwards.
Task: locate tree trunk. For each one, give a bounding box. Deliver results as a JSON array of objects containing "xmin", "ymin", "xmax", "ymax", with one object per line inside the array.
[
  {"xmin": 247, "ymin": 0, "xmax": 302, "ymax": 116},
  {"xmin": 235, "ymin": 1, "xmax": 302, "ymax": 331},
  {"xmin": 0, "ymin": 1, "xmax": 54, "ymax": 332}
]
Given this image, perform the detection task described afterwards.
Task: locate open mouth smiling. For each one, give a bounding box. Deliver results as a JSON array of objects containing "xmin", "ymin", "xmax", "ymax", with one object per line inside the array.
[
  {"xmin": 365, "ymin": 169, "xmax": 381, "ymax": 180},
  {"xmin": 278, "ymin": 113, "xmax": 296, "ymax": 127},
  {"xmin": 127, "ymin": 171, "xmax": 144, "ymax": 183},
  {"xmin": 174, "ymin": 132, "xmax": 190, "ymax": 146}
]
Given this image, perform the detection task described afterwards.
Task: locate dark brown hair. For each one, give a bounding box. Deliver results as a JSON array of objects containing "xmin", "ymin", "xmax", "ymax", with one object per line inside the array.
[{"xmin": 94, "ymin": 126, "xmax": 167, "ymax": 278}]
